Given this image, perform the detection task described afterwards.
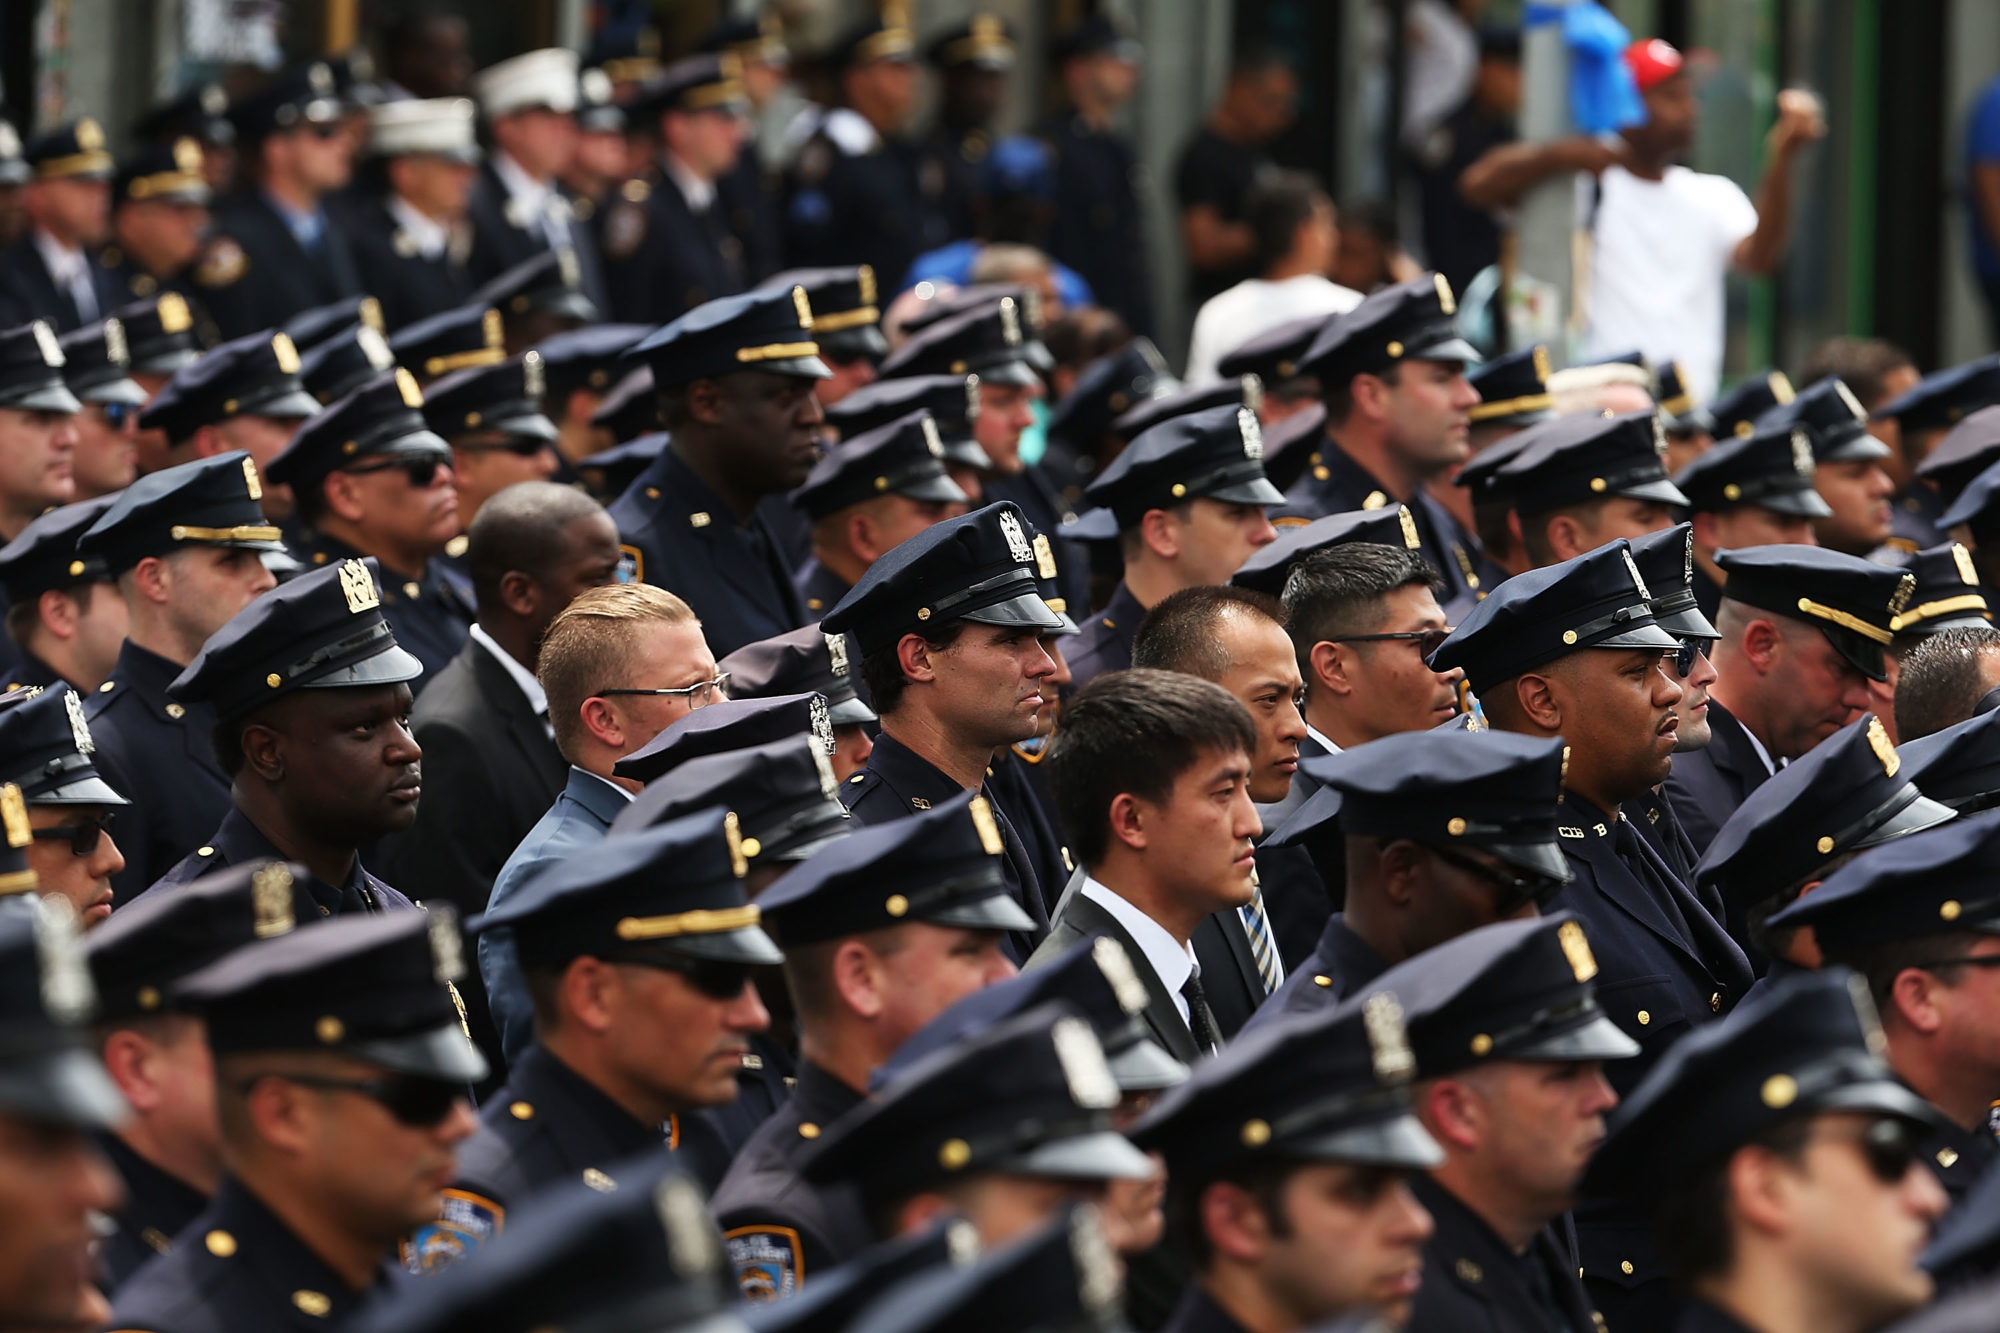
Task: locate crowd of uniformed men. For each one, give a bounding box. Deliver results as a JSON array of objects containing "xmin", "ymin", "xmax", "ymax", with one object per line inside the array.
[{"xmin": 5, "ymin": 7, "xmax": 2000, "ymax": 1333}]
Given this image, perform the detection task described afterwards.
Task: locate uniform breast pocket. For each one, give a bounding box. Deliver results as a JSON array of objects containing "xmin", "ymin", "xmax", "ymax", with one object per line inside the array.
[{"xmin": 1590, "ymin": 975, "xmax": 1689, "ymax": 1047}]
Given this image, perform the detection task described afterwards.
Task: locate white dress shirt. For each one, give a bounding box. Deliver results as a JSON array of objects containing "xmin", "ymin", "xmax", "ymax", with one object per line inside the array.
[
  {"xmin": 470, "ymin": 625, "xmax": 551, "ymax": 740},
  {"xmin": 32, "ymin": 227, "xmax": 96, "ymax": 322},
  {"xmin": 388, "ymin": 193, "xmax": 452, "ymax": 262},
  {"xmin": 492, "ymin": 149, "xmax": 571, "ymax": 252},
  {"xmin": 1081, "ymin": 877, "xmax": 1199, "ymax": 1028}
]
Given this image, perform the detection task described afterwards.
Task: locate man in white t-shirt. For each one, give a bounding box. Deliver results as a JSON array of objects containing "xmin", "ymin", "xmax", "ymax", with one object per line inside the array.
[
  {"xmin": 1184, "ymin": 170, "xmax": 1361, "ymax": 385},
  {"xmin": 1460, "ymin": 38, "xmax": 1823, "ymax": 399}
]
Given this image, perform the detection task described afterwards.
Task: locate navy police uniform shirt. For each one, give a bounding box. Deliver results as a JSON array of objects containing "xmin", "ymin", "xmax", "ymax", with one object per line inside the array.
[
  {"xmin": 144, "ymin": 805, "xmax": 413, "ymax": 914},
  {"xmin": 1035, "ymin": 112, "xmax": 1154, "ymax": 337},
  {"xmin": 96, "ymin": 1132, "xmax": 207, "ymax": 1293},
  {"xmin": 709, "ymin": 1059, "xmax": 873, "ymax": 1302},
  {"xmin": 1243, "ymin": 913, "xmax": 1390, "ymax": 1030},
  {"xmin": 783, "ymin": 112, "xmax": 946, "ymax": 301},
  {"xmin": 88, "ymin": 642, "xmax": 232, "ymax": 907},
  {"xmin": 345, "ymin": 200, "xmax": 477, "ymax": 334},
  {"xmin": 599, "ymin": 166, "xmax": 745, "ymax": 326},
  {"xmin": 291, "ymin": 534, "xmax": 473, "ymax": 694},
  {"xmin": 106, "ymin": 1174, "xmax": 389, "ymax": 1333},
  {"xmin": 1409, "ymin": 1175, "xmax": 1599, "ymax": 1333},
  {"xmin": 1284, "ymin": 434, "xmax": 1490, "ymax": 611},
  {"xmin": 1063, "ymin": 581, "xmax": 1144, "ymax": 694},
  {"xmin": 608, "ymin": 446, "xmax": 808, "ymax": 659},
  {"xmin": 192, "ymin": 193, "xmax": 363, "ymax": 342},
  {"xmin": 1661, "ymin": 699, "xmax": 1776, "ymax": 859}
]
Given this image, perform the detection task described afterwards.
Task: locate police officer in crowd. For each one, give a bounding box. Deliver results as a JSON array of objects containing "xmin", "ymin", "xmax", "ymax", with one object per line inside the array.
[
  {"xmin": 347, "ymin": 98, "xmax": 482, "ymax": 332},
  {"xmin": 0, "ymin": 118, "xmax": 123, "ymax": 330},
  {"xmin": 0, "ymin": 494, "xmax": 123, "ymax": 692},
  {"xmin": 134, "ymin": 327, "xmax": 323, "ymax": 514},
  {"xmin": 97, "ymin": 138, "xmax": 212, "ymax": 309}
]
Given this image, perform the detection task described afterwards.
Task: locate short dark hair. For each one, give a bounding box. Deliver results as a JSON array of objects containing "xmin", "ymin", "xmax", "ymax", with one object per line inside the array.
[
  {"xmin": 1823, "ymin": 929, "xmax": 1981, "ymax": 1014},
  {"xmin": 1132, "ymin": 586, "xmax": 1287, "ymax": 681},
  {"xmin": 1228, "ymin": 42, "xmax": 1293, "ymax": 82},
  {"xmin": 1162, "ymin": 1156, "xmax": 1296, "ymax": 1272},
  {"xmin": 1895, "ymin": 626, "xmax": 2000, "ymax": 741},
  {"xmin": 858, "ymin": 622, "xmax": 967, "ymax": 716},
  {"xmin": 1799, "ymin": 337, "xmax": 1916, "ymax": 412},
  {"xmin": 1282, "ymin": 543, "xmax": 1442, "ymax": 678},
  {"xmin": 1246, "ymin": 170, "xmax": 1329, "ymax": 276},
  {"xmin": 1047, "ymin": 669, "xmax": 1256, "ymax": 868},
  {"xmin": 4, "ymin": 583, "xmax": 98, "ymax": 649},
  {"xmin": 466, "ymin": 481, "xmax": 610, "ymax": 621},
  {"xmin": 1518, "ymin": 499, "xmax": 1609, "ymax": 567},
  {"xmin": 1324, "ymin": 360, "xmax": 1401, "ymax": 428},
  {"xmin": 1656, "ymin": 1114, "xmax": 1814, "ymax": 1285}
]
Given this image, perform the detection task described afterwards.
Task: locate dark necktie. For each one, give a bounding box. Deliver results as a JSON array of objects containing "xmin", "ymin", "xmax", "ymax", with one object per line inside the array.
[
  {"xmin": 1612, "ymin": 817, "xmax": 1695, "ymax": 943},
  {"xmin": 1180, "ymin": 972, "xmax": 1223, "ymax": 1055}
]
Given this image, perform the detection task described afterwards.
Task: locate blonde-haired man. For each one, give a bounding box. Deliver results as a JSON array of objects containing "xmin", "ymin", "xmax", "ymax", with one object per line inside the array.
[{"xmin": 479, "ymin": 580, "xmax": 723, "ymax": 1061}]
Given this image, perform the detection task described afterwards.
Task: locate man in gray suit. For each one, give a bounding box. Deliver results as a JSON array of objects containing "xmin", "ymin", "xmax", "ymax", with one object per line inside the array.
[{"xmin": 1028, "ymin": 668, "xmax": 1262, "ymax": 1061}]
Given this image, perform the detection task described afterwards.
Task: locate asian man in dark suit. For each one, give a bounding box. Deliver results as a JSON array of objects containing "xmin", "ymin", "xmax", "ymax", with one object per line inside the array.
[{"xmin": 1028, "ymin": 668, "xmax": 1264, "ymax": 1060}]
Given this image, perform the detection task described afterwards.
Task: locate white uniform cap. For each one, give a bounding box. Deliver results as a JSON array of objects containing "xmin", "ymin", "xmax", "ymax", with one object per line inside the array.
[
  {"xmin": 369, "ymin": 98, "xmax": 481, "ymax": 161},
  {"xmin": 475, "ymin": 48, "xmax": 581, "ymax": 118}
]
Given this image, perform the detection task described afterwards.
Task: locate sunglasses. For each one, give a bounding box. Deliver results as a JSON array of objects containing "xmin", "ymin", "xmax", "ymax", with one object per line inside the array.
[
  {"xmin": 261, "ymin": 1072, "xmax": 465, "ymax": 1127},
  {"xmin": 308, "ymin": 122, "xmax": 346, "ymax": 141},
  {"xmin": 1815, "ymin": 1116, "xmax": 1925, "ymax": 1186},
  {"xmin": 346, "ymin": 457, "xmax": 445, "ymax": 488},
  {"xmin": 1670, "ymin": 638, "xmax": 1710, "ymax": 679},
  {"xmin": 97, "ymin": 402, "xmax": 140, "ymax": 430},
  {"xmin": 615, "ymin": 952, "xmax": 756, "ymax": 1001},
  {"xmin": 1328, "ymin": 628, "xmax": 1455, "ymax": 658},
  {"xmin": 32, "ymin": 811, "xmax": 116, "ymax": 857},
  {"xmin": 1430, "ymin": 844, "xmax": 1566, "ymax": 913},
  {"xmin": 597, "ymin": 673, "xmax": 731, "ymax": 709}
]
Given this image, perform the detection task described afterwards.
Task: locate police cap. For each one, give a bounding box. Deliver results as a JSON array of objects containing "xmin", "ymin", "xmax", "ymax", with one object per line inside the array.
[
  {"xmin": 1582, "ymin": 968, "xmax": 1937, "ymax": 1199},
  {"xmin": 1901, "ymin": 709, "xmax": 2000, "ymax": 814},
  {"xmin": 1714, "ymin": 545, "xmax": 1914, "ymax": 681},
  {"xmin": 1670, "ymin": 420, "xmax": 1830, "ymax": 517},
  {"xmin": 1705, "ymin": 370, "xmax": 1796, "ymax": 441},
  {"xmin": 1372, "ymin": 914, "xmax": 1639, "ymax": 1076},
  {"xmin": 131, "ymin": 83, "xmax": 234, "ymax": 149},
  {"xmin": 613, "ymin": 692, "xmax": 832, "ymax": 786},
  {"xmin": 630, "ymin": 286, "xmax": 832, "ymax": 388},
  {"xmin": 0, "ymin": 896, "xmax": 126, "ymax": 1127},
  {"xmin": 821, "ymin": 501, "xmax": 1062, "ymax": 655},
  {"xmin": 55, "ymin": 317, "xmax": 143, "ymax": 409},
  {"xmin": 1918, "ymin": 405, "xmax": 2000, "ymax": 505},
  {"xmin": 719, "ymin": 624, "xmax": 877, "ymax": 728},
  {"xmin": 1891, "ymin": 543, "xmax": 1991, "ymax": 637},
  {"xmin": 1654, "ymin": 359, "xmax": 1707, "ymax": 433},
  {"xmin": 1630, "ymin": 523, "xmax": 1719, "ymax": 639},
  {"xmin": 474, "ymin": 807, "xmax": 783, "ymax": 971},
  {"xmin": 108, "ymin": 294, "xmax": 201, "ymax": 377},
  {"xmin": 1046, "ymin": 338, "xmax": 1177, "ymax": 447},
  {"xmin": 761, "ymin": 266, "xmax": 887, "ymax": 363},
  {"xmin": 0, "ymin": 495, "xmax": 118, "ymax": 604},
  {"xmin": 754, "ymin": 791, "xmax": 1037, "ymax": 945},
  {"xmin": 1874, "ymin": 355, "xmax": 2000, "ymax": 434},
  {"xmin": 1298, "ymin": 273, "xmax": 1479, "ymax": 385},
  {"xmin": 610, "ymin": 735, "xmax": 852, "ymax": 868},
  {"xmin": 0, "ymin": 321, "xmax": 83, "ymax": 414},
  {"xmin": 1230, "ymin": 510, "xmax": 1421, "ymax": 597},
  {"xmin": 228, "ymin": 62, "xmax": 347, "ymax": 141},
  {"xmin": 1757, "ymin": 375, "xmax": 1888, "ymax": 464},
  {"xmin": 793, "ymin": 410, "xmax": 967, "ymax": 520},
  {"xmin": 1488, "ymin": 408, "xmax": 1688, "ymax": 513},
  {"xmin": 137, "ymin": 329, "xmax": 321, "ymax": 441},
  {"xmin": 176, "ymin": 906, "xmax": 486, "ymax": 1082},
  {"xmin": 284, "ymin": 295, "xmax": 385, "ymax": 353},
  {"xmin": 629, "ymin": 54, "xmax": 750, "ymax": 124},
  {"xmin": 169, "ymin": 556, "xmax": 425, "ymax": 720},
  {"xmin": 830, "ymin": 11, "xmax": 917, "ymax": 69},
  {"xmin": 0, "ymin": 683, "xmax": 129, "ymax": 808},
  {"xmin": 877, "ymin": 299, "xmax": 1038, "ymax": 388},
  {"xmin": 300, "ymin": 321, "xmax": 398, "ymax": 404},
  {"xmin": 25, "ymin": 117, "xmax": 113, "ymax": 182},
  {"xmin": 927, "ymin": 15, "xmax": 1017, "ymax": 71},
  {"xmin": 800, "ymin": 1003, "xmax": 1154, "ymax": 1206},
  {"xmin": 79, "ymin": 451, "xmax": 283, "ymax": 573},
  {"xmin": 1467, "ymin": 344, "xmax": 1555, "ymax": 428},
  {"xmin": 1764, "ymin": 808, "xmax": 2000, "ymax": 952},
  {"xmin": 1216, "ymin": 313, "xmax": 1334, "ymax": 388},
  {"xmin": 534, "ymin": 323, "xmax": 652, "ymax": 401},
  {"xmin": 1428, "ymin": 540, "xmax": 1678, "ymax": 692},
  {"xmin": 113, "ymin": 136, "xmax": 210, "ymax": 207},
  {"xmin": 476, "ymin": 249, "xmax": 601, "ymax": 328},
  {"xmin": 1074, "ymin": 403, "xmax": 1282, "ymax": 539},
  {"xmin": 392, "ymin": 304, "xmax": 507, "ymax": 382},
  {"xmin": 824, "ymin": 373, "xmax": 991, "ymax": 470},
  {"xmin": 422, "ymin": 352, "xmax": 558, "ymax": 445}
]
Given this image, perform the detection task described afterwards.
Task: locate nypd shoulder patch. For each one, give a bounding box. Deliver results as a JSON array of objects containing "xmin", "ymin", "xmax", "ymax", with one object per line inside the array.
[
  {"xmin": 727, "ymin": 1225, "xmax": 802, "ymax": 1302},
  {"xmin": 400, "ymin": 1189, "xmax": 504, "ymax": 1276}
]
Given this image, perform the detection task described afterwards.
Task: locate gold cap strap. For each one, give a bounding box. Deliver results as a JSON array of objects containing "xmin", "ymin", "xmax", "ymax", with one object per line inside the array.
[
  {"xmin": 614, "ymin": 904, "xmax": 762, "ymax": 940},
  {"xmin": 813, "ymin": 306, "xmax": 881, "ymax": 333},
  {"xmin": 169, "ymin": 524, "xmax": 283, "ymax": 543},
  {"xmin": 1467, "ymin": 392, "xmax": 1553, "ymax": 422},
  {"xmin": 1794, "ymin": 597, "xmax": 1892, "ymax": 645},
  {"xmin": 424, "ymin": 346, "xmax": 507, "ymax": 377},
  {"xmin": 1890, "ymin": 594, "xmax": 1990, "ymax": 633},
  {"xmin": 736, "ymin": 340, "xmax": 820, "ymax": 364}
]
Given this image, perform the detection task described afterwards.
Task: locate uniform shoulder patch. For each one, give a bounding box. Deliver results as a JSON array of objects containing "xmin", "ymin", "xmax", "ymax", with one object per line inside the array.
[
  {"xmin": 602, "ymin": 201, "xmax": 649, "ymax": 262},
  {"xmin": 194, "ymin": 236, "xmax": 248, "ymax": 288},
  {"xmin": 400, "ymin": 1189, "xmax": 503, "ymax": 1276},
  {"xmin": 727, "ymin": 1226, "xmax": 802, "ymax": 1302},
  {"xmin": 617, "ymin": 544, "xmax": 643, "ymax": 585},
  {"xmin": 795, "ymin": 139, "xmax": 833, "ymax": 186}
]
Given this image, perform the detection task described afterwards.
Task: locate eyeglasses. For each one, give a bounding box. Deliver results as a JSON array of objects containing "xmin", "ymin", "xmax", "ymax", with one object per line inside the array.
[
  {"xmin": 1813, "ymin": 1117, "xmax": 1925, "ymax": 1186},
  {"xmin": 597, "ymin": 673, "xmax": 731, "ymax": 709},
  {"xmin": 1670, "ymin": 638, "xmax": 1710, "ymax": 679},
  {"xmin": 1326, "ymin": 628, "xmax": 1454, "ymax": 658},
  {"xmin": 345, "ymin": 457, "xmax": 445, "ymax": 488},
  {"xmin": 257, "ymin": 1072, "xmax": 465, "ymax": 1127},
  {"xmin": 32, "ymin": 811, "xmax": 116, "ymax": 857},
  {"xmin": 307, "ymin": 122, "xmax": 347, "ymax": 141},
  {"xmin": 613, "ymin": 952, "xmax": 756, "ymax": 1001},
  {"xmin": 1905, "ymin": 952, "xmax": 2000, "ymax": 974},
  {"xmin": 1429, "ymin": 844, "xmax": 1567, "ymax": 913}
]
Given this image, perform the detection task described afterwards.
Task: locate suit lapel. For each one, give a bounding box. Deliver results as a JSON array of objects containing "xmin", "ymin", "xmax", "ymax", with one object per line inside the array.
[
  {"xmin": 467, "ymin": 641, "xmax": 564, "ymax": 803},
  {"xmin": 1062, "ymin": 896, "xmax": 1201, "ymax": 1063}
]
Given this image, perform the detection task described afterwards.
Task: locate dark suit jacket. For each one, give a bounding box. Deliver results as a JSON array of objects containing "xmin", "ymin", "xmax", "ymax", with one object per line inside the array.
[
  {"xmin": 599, "ymin": 166, "xmax": 743, "ymax": 326},
  {"xmin": 1662, "ymin": 701, "xmax": 1772, "ymax": 859},
  {"xmin": 345, "ymin": 199, "xmax": 477, "ymax": 332},
  {"xmin": 1027, "ymin": 891, "xmax": 1202, "ymax": 1063},
  {"xmin": 194, "ymin": 192, "xmax": 363, "ymax": 340},
  {"xmin": 1252, "ymin": 732, "xmax": 1337, "ymax": 966},
  {"xmin": 0, "ymin": 232, "xmax": 127, "ymax": 330},
  {"xmin": 464, "ymin": 160, "xmax": 609, "ymax": 313}
]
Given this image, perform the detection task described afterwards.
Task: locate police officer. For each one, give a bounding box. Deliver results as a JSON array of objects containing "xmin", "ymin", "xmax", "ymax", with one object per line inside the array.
[
  {"xmin": 1580, "ymin": 969, "xmax": 1947, "ymax": 1333},
  {"xmin": 146, "ymin": 555, "xmax": 423, "ymax": 910},
  {"xmin": 1626, "ymin": 523, "xmax": 1724, "ymax": 880},
  {"xmin": 800, "ymin": 1003, "xmax": 1155, "ymax": 1248},
  {"xmin": 1037, "ymin": 15, "xmax": 1153, "ymax": 336},
  {"xmin": 710, "ymin": 793, "xmax": 1032, "ymax": 1297},
  {"xmin": 1671, "ymin": 420, "xmax": 1829, "ymax": 622},
  {"xmin": 1128, "ymin": 988, "xmax": 1443, "ymax": 1332},
  {"xmin": 531, "ymin": 322, "xmax": 650, "ymax": 473},
  {"xmin": 1914, "ymin": 405, "xmax": 2000, "ymax": 518},
  {"xmin": 96, "ymin": 138, "xmax": 211, "ymax": 309},
  {"xmin": 783, "ymin": 12, "xmax": 943, "ymax": 299},
  {"xmin": 0, "ymin": 495, "xmax": 123, "ymax": 692},
  {"xmin": 1654, "ymin": 359, "xmax": 1713, "ymax": 473},
  {"xmin": 1703, "ymin": 369, "xmax": 1795, "ymax": 442},
  {"xmin": 471, "ymin": 248, "xmax": 600, "ymax": 353},
  {"xmin": 416, "ymin": 810, "xmax": 780, "ymax": 1270},
  {"xmin": 1255, "ymin": 730, "xmax": 1571, "ymax": 1019},
  {"xmin": 762, "ymin": 264, "xmax": 889, "ymax": 411},
  {"xmin": 1446, "ymin": 343, "xmax": 1554, "ymax": 578},
  {"xmin": 106, "ymin": 907, "xmax": 486, "ymax": 1331},
  {"xmin": 135, "ymin": 328, "xmax": 324, "ymax": 512},
  {"xmin": 599, "ymin": 55, "xmax": 750, "ymax": 327},
  {"xmin": 82, "ymin": 859, "xmax": 313, "ymax": 1288},
  {"xmin": 1376, "ymin": 915, "xmax": 1638, "ymax": 1333},
  {"xmin": 0, "ymin": 892, "xmax": 127, "ymax": 1330},
  {"xmin": 1663, "ymin": 546, "xmax": 1911, "ymax": 855},
  {"xmin": 609, "ymin": 734, "xmax": 853, "ymax": 1161},
  {"xmin": 1045, "ymin": 337, "xmax": 1179, "ymax": 490},
  {"xmin": 1430, "ymin": 540, "xmax": 1756, "ymax": 1333},
  {"xmin": 1759, "ymin": 376, "xmax": 1899, "ymax": 559},
  {"xmin": 194, "ymin": 64, "xmax": 364, "ymax": 340},
  {"xmin": 79, "ymin": 452, "xmax": 282, "ymax": 903},
  {"xmin": 391, "ymin": 302, "xmax": 506, "ymax": 388},
  {"xmin": 0, "ymin": 118, "xmax": 123, "ymax": 330},
  {"xmin": 1066, "ymin": 404, "xmax": 1283, "ymax": 689},
  {"xmin": 1877, "ymin": 356, "xmax": 2000, "ymax": 545},
  {"xmin": 0, "ymin": 682, "xmax": 129, "ymax": 929},
  {"xmin": 821, "ymin": 502, "xmax": 1064, "ymax": 950},
  {"xmin": 266, "ymin": 368, "xmax": 474, "ymax": 685},
  {"xmin": 792, "ymin": 411, "xmax": 970, "ymax": 624},
  {"xmin": 419, "ymin": 352, "xmax": 560, "ymax": 532},
  {"xmin": 346, "ymin": 98, "xmax": 481, "ymax": 332},
  {"xmin": 1766, "ymin": 812, "xmax": 2000, "ymax": 1210},
  {"xmin": 613, "ymin": 286, "xmax": 824, "ymax": 657},
  {"xmin": 823, "ymin": 372, "xmax": 994, "ymax": 512},
  {"xmin": 1486, "ymin": 408, "xmax": 1688, "ymax": 568},
  {"xmin": 721, "ymin": 624, "xmax": 878, "ymax": 782},
  {"xmin": 0, "ymin": 322, "xmax": 85, "ymax": 684},
  {"xmin": 921, "ymin": 15, "xmax": 1016, "ymax": 241},
  {"xmin": 56, "ymin": 314, "xmax": 146, "ymax": 501},
  {"xmin": 1286, "ymin": 274, "xmax": 1489, "ymax": 613}
]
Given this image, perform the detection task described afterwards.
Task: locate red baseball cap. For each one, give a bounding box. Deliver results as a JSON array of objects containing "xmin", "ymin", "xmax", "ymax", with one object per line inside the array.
[{"xmin": 1624, "ymin": 38, "xmax": 1684, "ymax": 92}]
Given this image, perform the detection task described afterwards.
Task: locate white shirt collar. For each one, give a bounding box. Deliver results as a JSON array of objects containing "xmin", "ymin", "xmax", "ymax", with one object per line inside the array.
[
  {"xmin": 661, "ymin": 151, "xmax": 716, "ymax": 213},
  {"xmin": 1081, "ymin": 877, "xmax": 1198, "ymax": 1026},
  {"xmin": 1739, "ymin": 717, "xmax": 1780, "ymax": 776},
  {"xmin": 1305, "ymin": 724, "xmax": 1341, "ymax": 756},
  {"xmin": 492, "ymin": 149, "xmax": 550, "ymax": 204},
  {"xmin": 573, "ymin": 766, "xmax": 634, "ymax": 804},
  {"xmin": 471, "ymin": 624, "xmax": 547, "ymax": 716},
  {"xmin": 387, "ymin": 193, "xmax": 451, "ymax": 261},
  {"xmin": 32, "ymin": 227, "xmax": 83, "ymax": 284}
]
